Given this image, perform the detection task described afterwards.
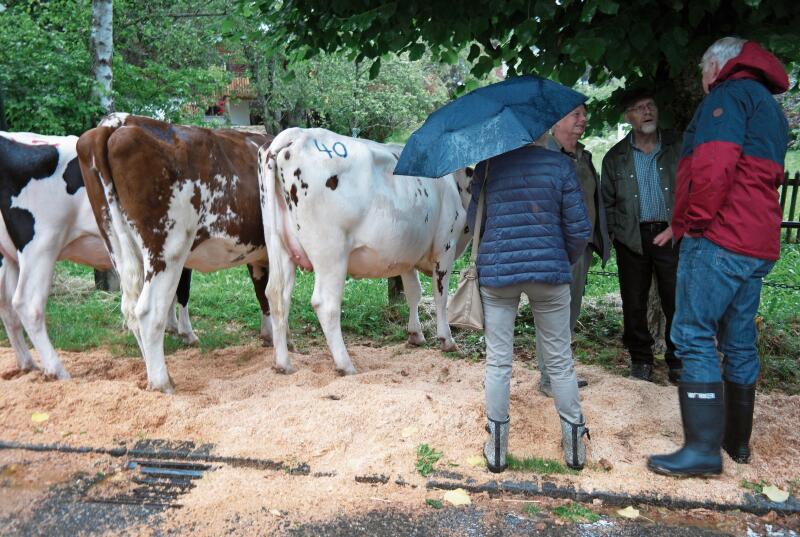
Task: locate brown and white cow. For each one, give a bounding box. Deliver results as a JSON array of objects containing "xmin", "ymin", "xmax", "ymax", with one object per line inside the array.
[
  {"xmin": 0, "ymin": 131, "xmax": 197, "ymax": 380},
  {"xmin": 77, "ymin": 114, "xmax": 274, "ymax": 393},
  {"xmin": 260, "ymin": 127, "xmax": 472, "ymax": 375}
]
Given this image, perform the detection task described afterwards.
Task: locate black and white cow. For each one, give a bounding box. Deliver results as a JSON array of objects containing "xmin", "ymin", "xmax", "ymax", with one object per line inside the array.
[{"xmin": 0, "ymin": 131, "xmax": 197, "ymax": 379}]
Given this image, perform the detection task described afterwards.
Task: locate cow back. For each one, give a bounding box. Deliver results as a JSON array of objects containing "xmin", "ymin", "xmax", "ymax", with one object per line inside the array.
[
  {"xmin": 0, "ymin": 132, "xmax": 81, "ymax": 253},
  {"xmin": 78, "ymin": 114, "xmax": 273, "ymax": 274}
]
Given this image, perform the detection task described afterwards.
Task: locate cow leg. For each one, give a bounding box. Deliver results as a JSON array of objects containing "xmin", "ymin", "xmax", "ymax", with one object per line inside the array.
[
  {"xmin": 311, "ymin": 260, "xmax": 356, "ymax": 375},
  {"xmin": 247, "ymin": 263, "xmax": 273, "ymax": 347},
  {"xmin": 12, "ymin": 251, "xmax": 70, "ymax": 379},
  {"xmin": 165, "ymin": 268, "xmax": 198, "ymax": 345},
  {"xmin": 432, "ymin": 260, "xmax": 457, "ymax": 352},
  {"xmin": 400, "ymin": 270, "xmax": 426, "ymax": 346},
  {"xmin": 0, "ymin": 258, "xmax": 36, "ymax": 374},
  {"xmin": 266, "ymin": 247, "xmax": 296, "ymax": 373},
  {"xmin": 165, "ymin": 295, "xmax": 180, "ymax": 334},
  {"xmin": 135, "ymin": 265, "xmax": 185, "ymax": 394}
]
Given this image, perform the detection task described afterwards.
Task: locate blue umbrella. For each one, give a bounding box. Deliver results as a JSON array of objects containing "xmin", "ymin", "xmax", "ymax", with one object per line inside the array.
[{"xmin": 394, "ymin": 75, "xmax": 587, "ymax": 178}]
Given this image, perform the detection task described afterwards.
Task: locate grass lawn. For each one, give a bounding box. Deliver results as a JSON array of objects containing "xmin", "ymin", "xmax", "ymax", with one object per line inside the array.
[{"xmin": 2, "ymin": 238, "xmax": 798, "ymax": 394}]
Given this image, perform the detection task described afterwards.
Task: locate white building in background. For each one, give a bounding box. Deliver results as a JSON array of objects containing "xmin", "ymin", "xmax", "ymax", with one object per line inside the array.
[{"xmin": 204, "ymin": 73, "xmax": 257, "ymax": 126}]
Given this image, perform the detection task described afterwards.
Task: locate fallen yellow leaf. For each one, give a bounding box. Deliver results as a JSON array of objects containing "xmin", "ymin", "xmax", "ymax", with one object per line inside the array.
[
  {"xmin": 762, "ymin": 485, "xmax": 790, "ymax": 503},
  {"xmin": 269, "ymin": 509, "xmax": 282, "ymax": 517},
  {"xmin": 31, "ymin": 412, "xmax": 49, "ymax": 424},
  {"xmin": 443, "ymin": 488, "xmax": 471, "ymax": 506},
  {"xmin": 466, "ymin": 455, "xmax": 486, "ymax": 468},
  {"xmin": 617, "ymin": 506, "xmax": 640, "ymax": 519}
]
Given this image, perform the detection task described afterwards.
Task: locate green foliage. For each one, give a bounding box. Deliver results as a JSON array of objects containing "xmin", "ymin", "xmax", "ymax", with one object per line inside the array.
[
  {"xmin": 506, "ymin": 454, "xmax": 577, "ymax": 475},
  {"xmin": 113, "ymin": 0, "xmax": 233, "ymax": 121},
  {"xmin": 524, "ymin": 503, "xmax": 542, "ymax": 516},
  {"xmin": 552, "ymin": 502, "xmax": 601, "ymax": 523},
  {"xmin": 0, "ymin": 1, "xmax": 100, "ymax": 134},
  {"xmin": 786, "ymin": 149, "xmax": 800, "ymax": 174},
  {"xmin": 425, "ymin": 498, "xmax": 443, "ymax": 509},
  {"xmin": 254, "ymin": 0, "xmax": 800, "ymax": 129},
  {"xmin": 741, "ymin": 479, "xmax": 767, "ymax": 494},
  {"xmin": 289, "ymin": 52, "xmax": 449, "ymax": 141},
  {"xmin": 0, "ymin": 0, "xmax": 233, "ymax": 134},
  {"xmin": 415, "ymin": 444, "xmax": 443, "ymax": 477}
]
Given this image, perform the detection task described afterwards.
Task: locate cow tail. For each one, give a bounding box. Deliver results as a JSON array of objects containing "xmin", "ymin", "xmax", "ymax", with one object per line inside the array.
[
  {"xmin": 76, "ymin": 127, "xmax": 116, "ymax": 248},
  {"xmin": 258, "ymin": 144, "xmax": 286, "ymax": 298}
]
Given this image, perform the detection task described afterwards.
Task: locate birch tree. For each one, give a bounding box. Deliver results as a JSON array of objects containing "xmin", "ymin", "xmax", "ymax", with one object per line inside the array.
[
  {"xmin": 90, "ymin": 0, "xmax": 114, "ymax": 115},
  {"xmin": 90, "ymin": 0, "xmax": 119, "ymax": 291}
]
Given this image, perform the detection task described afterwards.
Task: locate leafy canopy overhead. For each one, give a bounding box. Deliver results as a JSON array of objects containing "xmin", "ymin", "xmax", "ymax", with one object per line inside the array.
[{"xmin": 254, "ymin": 0, "xmax": 800, "ymax": 128}]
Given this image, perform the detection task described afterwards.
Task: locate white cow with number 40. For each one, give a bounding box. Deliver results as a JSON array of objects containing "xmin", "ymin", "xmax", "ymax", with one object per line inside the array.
[{"xmin": 259, "ymin": 127, "xmax": 473, "ymax": 375}]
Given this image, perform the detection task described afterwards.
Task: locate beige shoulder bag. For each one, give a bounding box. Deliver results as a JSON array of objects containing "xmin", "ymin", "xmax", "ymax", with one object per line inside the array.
[{"xmin": 447, "ymin": 164, "xmax": 487, "ymax": 331}]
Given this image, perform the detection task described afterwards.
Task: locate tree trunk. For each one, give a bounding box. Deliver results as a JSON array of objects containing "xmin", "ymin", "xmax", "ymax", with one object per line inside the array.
[
  {"xmin": 90, "ymin": 0, "xmax": 114, "ymax": 115},
  {"xmin": 91, "ymin": 0, "xmax": 118, "ymax": 291},
  {"xmin": 244, "ymin": 44, "xmax": 282, "ymax": 135},
  {"xmin": 656, "ymin": 55, "xmax": 704, "ymax": 132},
  {"xmin": 644, "ymin": 57, "xmax": 703, "ymax": 353}
]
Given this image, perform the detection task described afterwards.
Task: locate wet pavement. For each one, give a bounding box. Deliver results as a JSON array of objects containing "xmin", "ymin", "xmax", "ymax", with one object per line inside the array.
[
  {"xmin": 2, "ymin": 449, "xmax": 799, "ymax": 536},
  {"xmin": 283, "ymin": 508, "xmax": 732, "ymax": 536}
]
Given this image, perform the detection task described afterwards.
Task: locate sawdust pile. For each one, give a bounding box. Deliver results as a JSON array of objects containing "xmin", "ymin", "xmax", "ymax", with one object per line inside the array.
[{"xmin": 1, "ymin": 343, "xmax": 798, "ymax": 534}]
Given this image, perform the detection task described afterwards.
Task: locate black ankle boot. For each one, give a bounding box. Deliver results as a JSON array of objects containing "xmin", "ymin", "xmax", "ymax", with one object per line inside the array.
[
  {"xmin": 723, "ymin": 381, "xmax": 756, "ymax": 464},
  {"xmin": 647, "ymin": 382, "xmax": 723, "ymax": 477}
]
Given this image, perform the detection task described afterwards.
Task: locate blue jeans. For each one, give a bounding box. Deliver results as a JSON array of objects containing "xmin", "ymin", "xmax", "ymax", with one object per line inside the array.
[{"xmin": 671, "ymin": 237, "xmax": 774, "ymax": 384}]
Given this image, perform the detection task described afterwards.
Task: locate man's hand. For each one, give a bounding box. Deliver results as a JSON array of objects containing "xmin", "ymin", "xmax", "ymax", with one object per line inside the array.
[{"xmin": 653, "ymin": 226, "xmax": 674, "ymax": 246}]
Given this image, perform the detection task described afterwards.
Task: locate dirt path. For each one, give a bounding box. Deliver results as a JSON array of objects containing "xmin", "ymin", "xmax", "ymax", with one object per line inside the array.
[{"xmin": 1, "ymin": 343, "xmax": 798, "ymax": 534}]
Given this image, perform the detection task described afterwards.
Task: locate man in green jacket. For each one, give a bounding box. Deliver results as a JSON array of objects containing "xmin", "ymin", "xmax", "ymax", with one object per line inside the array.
[
  {"xmin": 601, "ymin": 90, "xmax": 682, "ymax": 382},
  {"xmin": 538, "ymin": 104, "xmax": 611, "ymax": 397}
]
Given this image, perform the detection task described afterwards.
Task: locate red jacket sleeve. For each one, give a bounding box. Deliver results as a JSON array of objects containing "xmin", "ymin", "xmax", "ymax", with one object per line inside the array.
[{"xmin": 683, "ymin": 90, "xmax": 747, "ymax": 231}]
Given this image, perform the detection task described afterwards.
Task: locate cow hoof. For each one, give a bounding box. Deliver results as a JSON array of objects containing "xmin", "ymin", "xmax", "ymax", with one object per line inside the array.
[
  {"xmin": 181, "ymin": 333, "xmax": 200, "ymax": 346},
  {"xmin": 438, "ymin": 337, "xmax": 457, "ymax": 352},
  {"xmin": 273, "ymin": 365, "xmax": 296, "ymax": 375},
  {"xmin": 1, "ymin": 366, "xmax": 34, "ymax": 380},
  {"xmin": 406, "ymin": 332, "xmax": 426, "ymax": 346},
  {"xmin": 260, "ymin": 337, "xmax": 273, "ymax": 348},
  {"xmin": 149, "ymin": 381, "xmax": 175, "ymax": 394},
  {"xmin": 43, "ymin": 366, "xmax": 71, "ymax": 381},
  {"xmin": 336, "ymin": 365, "xmax": 357, "ymax": 376}
]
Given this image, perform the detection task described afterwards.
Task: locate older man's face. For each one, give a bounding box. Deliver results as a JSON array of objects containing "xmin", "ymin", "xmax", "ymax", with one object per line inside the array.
[
  {"xmin": 702, "ymin": 60, "xmax": 720, "ymax": 94},
  {"xmin": 553, "ymin": 105, "xmax": 588, "ymax": 140},
  {"xmin": 625, "ymin": 98, "xmax": 658, "ymax": 135}
]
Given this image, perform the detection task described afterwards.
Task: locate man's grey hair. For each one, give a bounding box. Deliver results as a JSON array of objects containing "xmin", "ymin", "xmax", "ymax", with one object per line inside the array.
[{"xmin": 701, "ymin": 37, "xmax": 747, "ymax": 71}]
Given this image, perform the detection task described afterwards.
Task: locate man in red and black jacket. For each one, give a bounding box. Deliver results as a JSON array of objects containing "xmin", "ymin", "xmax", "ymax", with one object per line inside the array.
[{"xmin": 648, "ymin": 37, "xmax": 789, "ymax": 477}]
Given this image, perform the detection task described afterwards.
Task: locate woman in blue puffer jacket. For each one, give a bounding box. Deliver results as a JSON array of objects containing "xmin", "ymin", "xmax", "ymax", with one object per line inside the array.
[{"xmin": 467, "ymin": 143, "xmax": 591, "ymax": 472}]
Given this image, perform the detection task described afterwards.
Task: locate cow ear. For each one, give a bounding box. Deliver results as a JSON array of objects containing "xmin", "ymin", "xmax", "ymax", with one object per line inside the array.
[{"xmin": 465, "ymin": 167, "xmax": 474, "ymax": 177}]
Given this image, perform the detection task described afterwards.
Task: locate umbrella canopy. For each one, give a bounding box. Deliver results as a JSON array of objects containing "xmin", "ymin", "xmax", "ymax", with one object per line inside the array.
[{"xmin": 394, "ymin": 75, "xmax": 587, "ymax": 178}]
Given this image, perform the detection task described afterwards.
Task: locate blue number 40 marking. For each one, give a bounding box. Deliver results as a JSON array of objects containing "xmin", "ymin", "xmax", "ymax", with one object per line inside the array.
[{"xmin": 314, "ymin": 139, "xmax": 348, "ymax": 159}]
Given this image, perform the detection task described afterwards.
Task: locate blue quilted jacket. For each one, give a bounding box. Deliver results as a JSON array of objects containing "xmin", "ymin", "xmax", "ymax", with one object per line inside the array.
[{"xmin": 466, "ymin": 144, "xmax": 591, "ymax": 288}]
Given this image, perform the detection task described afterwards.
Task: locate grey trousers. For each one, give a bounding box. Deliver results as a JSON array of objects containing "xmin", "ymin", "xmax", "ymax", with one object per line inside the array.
[
  {"xmin": 539, "ymin": 245, "xmax": 593, "ymax": 387},
  {"xmin": 481, "ymin": 282, "xmax": 583, "ymax": 424}
]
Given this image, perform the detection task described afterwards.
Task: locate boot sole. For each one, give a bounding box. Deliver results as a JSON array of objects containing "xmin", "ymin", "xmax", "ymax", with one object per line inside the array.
[
  {"xmin": 723, "ymin": 446, "xmax": 750, "ymax": 464},
  {"xmin": 647, "ymin": 460, "xmax": 722, "ymax": 477},
  {"xmin": 486, "ymin": 463, "xmax": 508, "ymax": 473}
]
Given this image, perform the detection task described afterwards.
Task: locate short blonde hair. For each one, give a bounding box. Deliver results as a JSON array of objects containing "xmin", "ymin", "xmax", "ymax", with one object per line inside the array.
[{"xmin": 701, "ymin": 37, "xmax": 746, "ymax": 71}]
